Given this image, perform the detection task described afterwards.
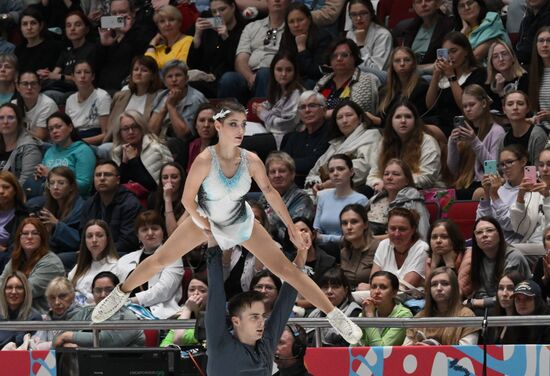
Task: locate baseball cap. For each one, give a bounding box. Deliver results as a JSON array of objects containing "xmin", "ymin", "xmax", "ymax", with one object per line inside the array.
[{"xmin": 512, "ymin": 280, "xmax": 541, "ymax": 298}]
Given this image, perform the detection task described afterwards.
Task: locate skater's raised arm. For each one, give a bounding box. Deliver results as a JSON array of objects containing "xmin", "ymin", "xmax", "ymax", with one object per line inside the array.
[
  {"xmin": 182, "ymin": 151, "xmax": 211, "ymax": 230},
  {"xmin": 248, "ymin": 153, "xmax": 306, "ymax": 251}
]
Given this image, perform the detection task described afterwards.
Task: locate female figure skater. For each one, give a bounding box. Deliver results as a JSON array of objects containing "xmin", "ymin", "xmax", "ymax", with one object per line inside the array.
[{"xmin": 92, "ymin": 101, "xmax": 362, "ymax": 344}]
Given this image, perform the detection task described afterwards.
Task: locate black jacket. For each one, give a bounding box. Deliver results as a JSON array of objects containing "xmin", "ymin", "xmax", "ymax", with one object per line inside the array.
[{"xmin": 516, "ymin": 1, "xmax": 550, "ymax": 65}]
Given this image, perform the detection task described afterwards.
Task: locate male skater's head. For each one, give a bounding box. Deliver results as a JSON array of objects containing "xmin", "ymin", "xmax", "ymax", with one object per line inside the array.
[{"xmin": 228, "ymin": 290, "xmax": 267, "ymax": 345}]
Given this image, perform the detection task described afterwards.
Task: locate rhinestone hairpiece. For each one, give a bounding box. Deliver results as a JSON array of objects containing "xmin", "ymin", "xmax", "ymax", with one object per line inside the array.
[{"xmin": 213, "ymin": 109, "xmax": 231, "ymax": 121}]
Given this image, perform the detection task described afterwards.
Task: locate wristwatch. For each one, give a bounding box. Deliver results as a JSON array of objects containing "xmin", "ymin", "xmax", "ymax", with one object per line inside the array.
[{"xmin": 448, "ymin": 75, "xmax": 458, "ymax": 82}]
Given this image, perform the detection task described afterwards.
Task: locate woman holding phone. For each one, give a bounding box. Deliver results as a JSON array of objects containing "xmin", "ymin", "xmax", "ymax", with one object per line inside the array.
[{"xmin": 447, "ymin": 84, "xmax": 505, "ymax": 200}]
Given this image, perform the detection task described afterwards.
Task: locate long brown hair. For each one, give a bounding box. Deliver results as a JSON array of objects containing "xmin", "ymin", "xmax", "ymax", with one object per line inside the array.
[
  {"xmin": 378, "ymin": 98, "xmax": 424, "ymax": 176},
  {"xmin": 529, "ymin": 26, "xmax": 550, "ymax": 112},
  {"xmin": 0, "ymin": 271, "xmax": 33, "ymax": 320},
  {"xmin": 44, "ymin": 166, "xmax": 80, "ymax": 221},
  {"xmin": 11, "ymin": 218, "xmax": 50, "ymax": 276},
  {"xmin": 0, "ymin": 171, "xmax": 26, "ymax": 207},
  {"xmin": 71, "ymin": 219, "xmax": 118, "ymax": 288}
]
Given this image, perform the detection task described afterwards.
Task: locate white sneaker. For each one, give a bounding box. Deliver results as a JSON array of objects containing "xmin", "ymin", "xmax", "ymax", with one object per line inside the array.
[
  {"xmin": 326, "ymin": 308, "xmax": 363, "ymax": 345},
  {"xmin": 91, "ymin": 284, "xmax": 130, "ymax": 323}
]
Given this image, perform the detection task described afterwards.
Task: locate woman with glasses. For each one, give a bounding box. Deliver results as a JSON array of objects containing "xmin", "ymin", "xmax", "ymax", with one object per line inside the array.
[
  {"xmin": 477, "ymin": 144, "xmax": 535, "ymax": 244},
  {"xmin": 345, "ymin": 0, "xmax": 392, "ymax": 83},
  {"xmin": 0, "ymin": 103, "xmax": 42, "ymax": 186},
  {"xmin": 453, "ymin": 0, "xmax": 509, "ymax": 62},
  {"xmin": 485, "ymin": 40, "xmax": 528, "ymax": 111},
  {"xmin": 0, "ymin": 271, "xmax": 42, "ymax": 350},
  {"xmin": 528, "ymin": 27, "xmax": 550, "ymax": 131},
  {"xmin": 69, "ymin": 220, "xmax": 119, "ymax": 306},
  {"xmin": 459, "ymin": 217, "xmax": 530, "ymax": 311},
  {"xmin": 14, "ymin": 71, "xmax": 58, "ymax": 141},
  {"xmin": 499, "ymin": 90, "xmax": 546, "ymax": 165},
  {"xmin": 249, "ymin": 270, "xmax": 282, "ymax": 315},
  {"xmin": 447, "ymin": 84, "xmax": 504, "ymax": 200},
  {"xmin": 111, "ymin": 110, "xmax": 173, "ymax": 192},
  {"xmin": 314, "ymin": 37, "xmax": 379, "ymax": 117},
  {"xmin": 34, "ymin": 112, "xmax": 96, "ymax": 197},
  {"xmin": 0, "ymin": 218, "xmax": 64, "ymax": 313}
]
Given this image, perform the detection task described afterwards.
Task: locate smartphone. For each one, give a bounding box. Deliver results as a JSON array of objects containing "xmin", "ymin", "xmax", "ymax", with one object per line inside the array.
[
  {"xmin": 524, "ymin": 166, "xmax": 537, "ymax": 182},
  {"xmin": 453, "ymin": 115, "xmax": 465, "ymax": 129},
  {"xmin": 205, "ymin": 16, "xmax": 223, "ymax": 29},
  {"xmin": 436, "ymin": 48, "xmax": 449, "ymax": 60},
  {"xmin": 484, "ymin": 160, "xmax": 498, "ymax": 175},
  {"xmin": 100, "ymin": 15, "xmax": 125, "ymax": 29}
]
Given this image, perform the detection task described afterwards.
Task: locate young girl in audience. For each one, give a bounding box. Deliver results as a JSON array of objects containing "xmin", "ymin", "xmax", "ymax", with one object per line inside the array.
[
  {"xmin": 314, "ymin": 154, "xmax": 368, "ymax": 249},
  {"xmin": 278, "ymin": 3, "xmax": 332, "ymax": 85},
  {"xmin": 489, "ymin": 271, "xmax": 523, "ymax": 344},
  {"xmin": 306, "ymin": 100, "xmax": 381, "ymax": 192},
  {"xmin": 425, "ymin": 31, "xmax": 486, "ymax": 136},
  {"xmin": 366, "ymin": 207, "xmax": 429, "ymax": 290},
  {"xmin": 459, "ymin": 217, "xmax": 530, "ymax": 311},
  {"xmin": 510, "ymin": 149, "xmax": 550, "ymax": 246},
  {"xmin": 160, "ymin": 275, "xmax": 208, "ymax": 346},
  {"xmin": 359, "ymin": 271, "xmax": 412, "ymax": 346},
  {"xmin": 485, "ymin": 40, "xmax": 528, "ymax": 110},
  {"xmin": 339, "ymin": 204, "xmax": 379, "ymax": 288},
  {"xmin": 367, "ymin": 98, "xmax": 442, "ymax": 191},
  {"xmin": 426, "ymin": 218, "xmax": 467, "ymax": 275},
  {"xmin": 367, "ymin": 158, "xmax": 430, "ymax": 238},
  {"xmin": 345, "ymin": 0, "xmax": 392, "ymax": 82},
  {"xmin": 0, "ymin": 103, "xmax": 42, "ymax": 186},
  {"xmin": 38, "ymin": 167, "xmax": 85, "ymax": 264},
  {"xmin": 529, "ymin": 26, "xmax": 550, "ymax": 131},
  {"xmin": 69, "ymin": 220, "xmax": 119, "ymax": 306},
  {"xmin": 254, "ymin": 51, "xmax": 304, "ymax": 149},
  {"xmin": 34, "ymin": 112, "xmax": 96, "ymax": 197},
  {"xmin": 149, "ymin": 162, "xmax": 187, "ymax": 236},
  {"xmin": 307, "ymin": 267, "xmax": 362, "ymax": 347},
  {"xmin": 448, "ymin": 84, "xmax": 505, "ymax": 199},
  {"xmin": 374, "ymin": 47, "xmax": 429, "ymax": 126},
  {"xmin": 533, "ymin": 224, "xmax": 550, "ymax": 301},
  {"xmin": 477, "ymin": 144, "xmax": 538, "ymax": 244},
  {"xmin": 65, "ymin": 60, "xmax": 112, "ymax": 145},
  {"xmin": 13, "ymin": 70, "xmax": 58, "ymax": 141},
  {"xmin": 187, "ymin": 104, "xmax": 217, "ymax": 172},
  {"xmin": 404, "ymin": 267, "xmax": 479, "ymax": 345}
]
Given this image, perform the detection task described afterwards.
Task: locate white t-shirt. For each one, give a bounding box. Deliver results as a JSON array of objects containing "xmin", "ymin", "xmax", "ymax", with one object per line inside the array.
[
  {"xmin": 373, "ymin": 238, "xmax": 429, "ymax": 280},
  {"xmin": 12, "ymin": 94, "xmax": 58, "ymax": 130},
  {"xmin": 65, "ymin": 88, "xmax": 112, "ymax": 131},
  {"xmin": 126, "ymin": 93, "xmax": 148, "ymax": 114}
]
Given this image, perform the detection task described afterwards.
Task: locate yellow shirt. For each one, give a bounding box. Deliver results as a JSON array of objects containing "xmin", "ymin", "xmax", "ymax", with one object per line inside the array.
[{"xmin": 145, "ymin": 35, "xmax": 193, "ymax": 68}]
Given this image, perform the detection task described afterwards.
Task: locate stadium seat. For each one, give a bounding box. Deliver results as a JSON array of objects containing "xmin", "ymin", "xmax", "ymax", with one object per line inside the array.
[
  {"xmin": 446, "ymin": 200, "xmax": 479, "ymax": 239},
  {"xmin": 247, "ymin": 98, "xmax": 267, "ymax": 123},
  {"xmin": 425, "ymin": 202, "xmax": 440, "ymax": 224},
  {"xmin": 143, "ymin": 330, "xmax": 159, "ymax": 347}
]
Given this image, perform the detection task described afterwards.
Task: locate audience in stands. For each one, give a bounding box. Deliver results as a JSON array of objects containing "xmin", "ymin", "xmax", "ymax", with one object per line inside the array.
[
  {"xmin": 448, "ymin": 84, "xmax": 504, "ymax": 200},
  {"xmin": 0, "ymin": 217, "xmax": 64, "ymax": 313},
  {"xmin": 250, "ymin": 269, "xmax": 282, "ymax": 316},
  {"xmin": 68, "ymin": 220, "xmax": 119, "ymax": 306},
  {"xmin": 254, "ymin": 51, "xmax": 303, "ymax": 148},
  {"xmin": 80, "ymin": 161, "xmax": 143, "ymax": 254},
  {"xmin": 426, "ymin": 219, "xmax": 467, "ymax": 282},
  {"xmin": 0, "ymin": 271, "xmax": 42, "ymax": 349},
  {"xmin": 367, "ymin": 158, "xmax": 430, "ymax": 238},
  {"xmin": 314, "ymin": 38, "xmax": 379, "ymax": 115},
  {"xmin": 306, "ymin": 100, "xmax": 381, "ymax": 192},
  {"xmin": 339, "ymin": 204, "xmax": 379, "ymax": 288},
  {"xmin": 187, "ymin": 103, "xmax": 217, "ymax": 172},
  {"xmin": 528, "ymin": 26, "xmax": 550, "ymax": 131},
  {"xmin": 116, "ymin": 210, "xmax": 183, "ymax": 319},
  {"xmin": 35, "ymin": 112, "xmax": 96, "ymax": 197},
  {"xmin": 259, "ymin": 151, "xmax": 314, "ymax": 243},
  {"xmin": 314, "ymin": 154, "xmax": 368, "ymax": 250},
  {"xmin": 359, "ymin": 270, "xmax": 412, "ymax": 346},
  {"xmin": 273, "ymin": 324, "xmax": 311, "ymax": 376},
  {"xmin": 281, "ymin": 90, "xmax": 330, "ymax": 188},
  {"xmin": 0, "ymin": 103, "xmax": 42, "ymax": 186},
  {"xmin": 533, "ymin": 224, "xmax": 550, "ymax": 301},
  {"xmin": 53, "ymin": 271, "xmax": 144, "ymax": 348},
  {"xmin": 0, "ymin": 54, "xmax": 17, "ymax": 105},
  {"xmin": 515, "ymin": 0, "xmax": 550, "ymax": 65},
  {"xmin": 404, "ymin": 267, "xmax": 479, "ymax": 345},
  {"xmin": 489, "ymin": 271, "xmax": 524, "ymax": 344},
  {"xmin": 13, "ymin": 70, "xmax": 58, "ymax": 141}
]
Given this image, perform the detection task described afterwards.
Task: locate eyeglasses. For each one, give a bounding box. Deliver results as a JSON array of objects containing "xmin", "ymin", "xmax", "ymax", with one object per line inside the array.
[
  {"xmin": 537, "ymin": 38, "xmax": 550, "ymax": 45},
  {"xmin": 264, "ymin": 28, "xmax": 278, "ymax": 46},
  {"xmin": 330, "ymin": 52, "xmax": 351, "ymax": 60},
  {"xmin": 120, "ymin": 124, "xmax": 141, "ymax": 133},
  {"xmin": 94, "ymin": 172, "xmax": 117, "ymax": 178},
  {"xmin": 298, "ymin": 103, "xmax": 323, "ymax": 111},
  {"xmin": 491, "ymin": 51, "xmax": 510, "ymax": 61},
  {"xmin": 457, "ymin": 0, "xmax": 476, "ymax": 10},
  {"xmin": 349, "ymin": 10, "xmax": 369, "ymax": 18},
  {"xmin": 92, "ymin": 287, "xmax": 115, "ymax": 295},
  {"xmin": 21, "ymin": 231, "xmax": 40, "ymax": 237},
  {"xmin": 19, "ymin": 81, "xmax": 39, "ymax": 88},
  {"xmin": 474, "ymin": 227, "xmax": 497, "ymax": 236},
  {"xmin": 498, "ymin": 159, "xmax": 518, "ymax": 168},
  {"xmin": 0, "ymin": 115, "xmax": 16, "ymax": 123}
]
